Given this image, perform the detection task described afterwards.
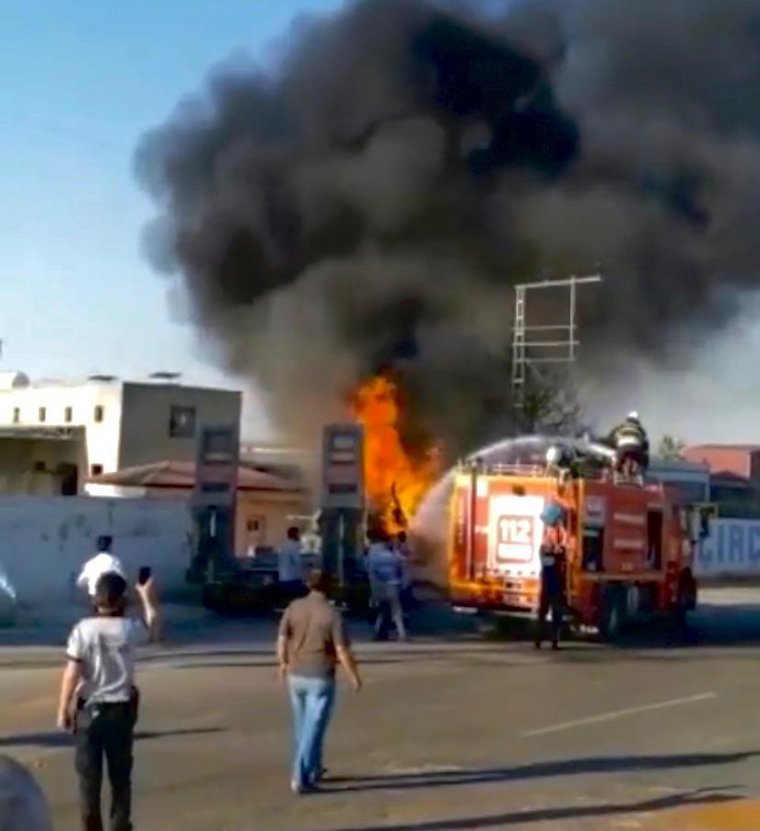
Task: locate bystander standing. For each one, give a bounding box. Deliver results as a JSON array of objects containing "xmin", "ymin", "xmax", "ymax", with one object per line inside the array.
[
  {"xmin": 57, "ymin": 571, "xmax": 152, "ymax": 831},
  {"xmin": 277, "ymin": 569, "xmax": 362, "ymax": 794}
]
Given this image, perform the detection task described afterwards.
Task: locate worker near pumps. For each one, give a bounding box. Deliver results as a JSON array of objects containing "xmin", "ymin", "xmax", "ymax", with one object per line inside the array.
[
  {"xmin": 608, "ymin": 411, "xmax": 650, "ymax": 475},
  {"xmin": 57, "ymin": 571, "xmax": 151, "ymax": 831},
  {"xmin": 535, "ymin": 502, "xmax": 568, "ymax": 651},
  {"xmin": 367, "ymin": 528, "xmax": 408, "ymax": 642},
  {"xmin": 278, "ymin": 526, "xmax": 305, "ymax": 605}
]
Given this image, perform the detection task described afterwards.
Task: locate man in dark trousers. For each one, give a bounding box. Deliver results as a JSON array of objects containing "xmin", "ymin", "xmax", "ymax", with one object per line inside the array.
[
  {"xmin": 535, "ymin": 521, "xmax": 567, "ymax": 651},
  {"xmin": 57, "ymin": 572, "xmax": 151, "ymax": 831},
  {"xmin": 277, "ymin": 569, "xmax": 362, "ymax": 794}
]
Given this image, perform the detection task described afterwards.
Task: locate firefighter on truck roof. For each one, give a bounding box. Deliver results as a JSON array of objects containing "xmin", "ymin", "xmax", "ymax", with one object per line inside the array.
[{"xmin": 607, "ymin": 411, "xmax": 650, "ymax": 476}]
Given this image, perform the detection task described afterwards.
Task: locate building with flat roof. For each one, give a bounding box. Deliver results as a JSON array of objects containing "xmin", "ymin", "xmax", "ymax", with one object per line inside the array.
[
  {"xmin": 683, "ymin": 444, "xmax": 760, "ymax": 514},
  {"xmin": 646, "ymin": 456, "xmax": 711, "ymax": 503},
  {"xmin": 0, "ymin": 372, "xmax": 242, "ymax": 496}
]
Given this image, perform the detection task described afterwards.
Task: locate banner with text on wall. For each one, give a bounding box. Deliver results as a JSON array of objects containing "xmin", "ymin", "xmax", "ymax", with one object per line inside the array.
[{"xmin": 695, "ymin": 519, "xmax": 760, "ymax": 577}]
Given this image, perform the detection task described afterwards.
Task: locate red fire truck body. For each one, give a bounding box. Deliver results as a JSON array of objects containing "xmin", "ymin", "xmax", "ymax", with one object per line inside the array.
[{"xmin": 448, "ymin": 462, "xmax": 711, "ymax": 637}]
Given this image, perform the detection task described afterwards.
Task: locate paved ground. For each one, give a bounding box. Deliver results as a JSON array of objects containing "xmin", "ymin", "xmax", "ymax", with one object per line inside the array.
[{"xmin": 4, "ymin": 589, "xmax": 760, "ymax": 830}]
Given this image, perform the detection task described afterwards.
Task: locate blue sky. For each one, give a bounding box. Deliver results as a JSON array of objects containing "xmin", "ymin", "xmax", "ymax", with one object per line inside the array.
[{"xmin": 0, "ymin": 0, "xmax": 341, "ymax": 433}]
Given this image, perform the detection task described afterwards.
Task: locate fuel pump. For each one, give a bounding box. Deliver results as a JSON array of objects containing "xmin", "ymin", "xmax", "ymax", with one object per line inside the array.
[
  {"xmin": 187, "ymin": 425, "xmax": 240, "ymax": 586},
  {"xmin": 320, "ymin": 423, "xmax": 369, "ymax": 612}
]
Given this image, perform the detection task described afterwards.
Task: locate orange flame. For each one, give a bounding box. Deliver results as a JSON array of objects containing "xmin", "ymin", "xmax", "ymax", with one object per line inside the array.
[{"xmin": 350, "ymin": 375, "xmax": 440, "ymax": 533}]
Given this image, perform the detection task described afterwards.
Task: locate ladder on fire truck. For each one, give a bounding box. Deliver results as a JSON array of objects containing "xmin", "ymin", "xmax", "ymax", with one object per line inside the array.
[{"xmin": 511, "ymin": 274, "xmax": 602, "ymax": 413}]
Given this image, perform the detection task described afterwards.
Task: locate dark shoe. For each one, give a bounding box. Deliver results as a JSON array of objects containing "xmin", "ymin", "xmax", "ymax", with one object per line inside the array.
[
  {"xmin": 551, "ymin": 642, "xmax": 560, "ymax": 651},
  {"xmin": 534, "ymin": 641, "xmax": 542, "ymax": 650}
]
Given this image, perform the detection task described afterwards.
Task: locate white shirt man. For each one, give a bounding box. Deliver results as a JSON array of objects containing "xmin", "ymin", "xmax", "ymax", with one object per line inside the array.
[{"xmin": 77, "ymin": 552, "xmax": 126, "ymax": 598}]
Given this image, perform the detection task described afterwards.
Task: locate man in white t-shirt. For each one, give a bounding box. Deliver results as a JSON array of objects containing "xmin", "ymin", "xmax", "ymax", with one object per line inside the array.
[
  {"xmin": 76, "ymin": 535, "xmax": 126, "ymax": 598},
  {"xmin": 58, "ymin": 571, "xmax": 150, "ymax": 831}
]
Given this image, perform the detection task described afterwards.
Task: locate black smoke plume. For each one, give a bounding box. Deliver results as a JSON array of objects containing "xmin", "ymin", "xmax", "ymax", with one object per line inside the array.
[{"xmin": 136, "ymin": 0, "xmax": 760, "ymax": 456}]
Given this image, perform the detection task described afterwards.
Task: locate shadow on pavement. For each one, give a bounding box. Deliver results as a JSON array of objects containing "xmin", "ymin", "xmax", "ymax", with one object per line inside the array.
[
  {"xmin": 0, "ymin": 727, "xmax": 223, "ymax": 749},
  {"xmin": 322, "ymin": 751, "xmax": 758, "ymax": 794},
  {"xmin": 320, "ymin": 788, "xmax": 740, "ymax": 830}
]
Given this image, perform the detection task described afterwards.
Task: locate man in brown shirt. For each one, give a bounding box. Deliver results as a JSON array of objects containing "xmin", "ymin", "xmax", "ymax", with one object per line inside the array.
[{"xmin": 277, "ymin": 569, "xmax": 361, "ymax": 794}]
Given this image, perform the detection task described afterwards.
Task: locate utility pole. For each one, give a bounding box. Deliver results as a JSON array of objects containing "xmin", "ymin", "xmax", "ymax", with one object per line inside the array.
[{"xmin": 511, "ymin": 274, "xmax": 602, "ymax": 412}]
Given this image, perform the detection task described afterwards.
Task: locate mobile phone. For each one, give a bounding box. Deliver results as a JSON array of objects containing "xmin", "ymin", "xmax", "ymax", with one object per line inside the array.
[{"xmin": 138, "ymin": 566, "xmax": 152, "ymax": 586}]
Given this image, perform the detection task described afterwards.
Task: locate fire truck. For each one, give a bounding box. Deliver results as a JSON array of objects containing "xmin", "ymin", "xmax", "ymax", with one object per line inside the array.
[{"xmin": 448, "ymin": 437, "xmax": 714, "ymax": 639}]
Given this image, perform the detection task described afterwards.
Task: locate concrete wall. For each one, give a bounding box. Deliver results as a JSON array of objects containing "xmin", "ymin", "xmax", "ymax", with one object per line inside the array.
[
  {"xmin": 118, "ymin": 383, "xmax": 242, "ymax": 469},
  {"xmin": 84, "ymin": 484, "xmax": 307, "ymax": 553},
  {"xmin": 0, "ymin": 496, "xmax": 193, "ymax": 610}
]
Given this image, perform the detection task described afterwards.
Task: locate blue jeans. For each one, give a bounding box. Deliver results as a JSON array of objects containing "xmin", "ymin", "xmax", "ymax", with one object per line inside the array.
[{"xmin": 288, "ymin": 675, "xmax": 336, "ymax": 789}]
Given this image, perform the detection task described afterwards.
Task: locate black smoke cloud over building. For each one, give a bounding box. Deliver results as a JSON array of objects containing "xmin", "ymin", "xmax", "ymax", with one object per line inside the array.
[{"xmin": 136, "ymin": 0, "xmax": 760, "ymax": 456}]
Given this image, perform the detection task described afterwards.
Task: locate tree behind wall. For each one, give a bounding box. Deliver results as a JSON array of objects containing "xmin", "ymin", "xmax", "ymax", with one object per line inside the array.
[
  {"xmin": 518, "ymin": 373, "xmax": 587, "ymax": 436},
  {"xmin": 657, "ymin": 434, "xmax": 687, "ymax": 460}
]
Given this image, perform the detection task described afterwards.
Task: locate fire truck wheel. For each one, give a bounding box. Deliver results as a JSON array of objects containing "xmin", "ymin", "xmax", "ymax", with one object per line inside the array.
[{"xmin": 599, "ymin": 584, "xmax": 625, "ymax": 642}]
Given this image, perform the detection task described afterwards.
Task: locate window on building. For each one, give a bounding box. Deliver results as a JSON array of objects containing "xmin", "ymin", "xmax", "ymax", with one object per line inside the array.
[
  {"xmin": 12, "ymin": 407, "xmax": 20, "ymax": 424},
  {"xmin": 38, "ymin": 407, "xmax": 46, "ymax": 423},
  {"xmin": 90, "ymin": 464, "xmax": 103, "ymax": 477},
  {"xmin": 94, "ymin": 405, "xmax": 104, "ymax": 423},
  {"xmin": 169, "ymin": 405, "xmax": 197, "ymax": 439},
  {"xmin": 64, "ymin": 406, "xmax": 73, "ymax": 423}
]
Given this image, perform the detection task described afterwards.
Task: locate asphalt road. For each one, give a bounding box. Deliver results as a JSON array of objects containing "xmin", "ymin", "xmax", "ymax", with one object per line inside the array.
[{"xmin": 3, "ymin": 589, "xmax": 760, "ymax": 831}]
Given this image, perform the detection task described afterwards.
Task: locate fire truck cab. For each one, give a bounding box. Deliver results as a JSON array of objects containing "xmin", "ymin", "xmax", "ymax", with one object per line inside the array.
[{"xmin": 448, "ymin": 445, "xmax": 713, "ymax": 638}]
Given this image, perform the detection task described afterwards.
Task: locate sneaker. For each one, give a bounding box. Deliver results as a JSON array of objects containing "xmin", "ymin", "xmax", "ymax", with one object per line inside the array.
[{"xmin": 291, "ymin": 781, "xmax": 318, "ymax": 795}]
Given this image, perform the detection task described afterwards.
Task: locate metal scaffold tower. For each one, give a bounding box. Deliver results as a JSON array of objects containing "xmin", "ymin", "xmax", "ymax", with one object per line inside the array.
[{"xmin": 511, "ymin": 274, "xmax": 602, "ymax": 411}]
